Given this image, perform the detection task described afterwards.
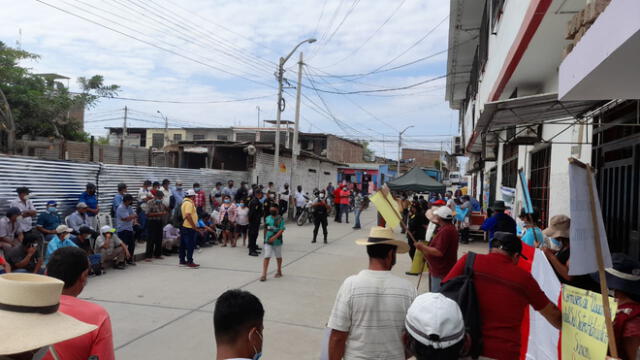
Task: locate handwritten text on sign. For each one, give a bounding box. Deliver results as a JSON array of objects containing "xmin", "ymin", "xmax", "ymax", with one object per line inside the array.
[{"xmin": 561, "ymin": 285, "xmax": 617, "ymax": 360}]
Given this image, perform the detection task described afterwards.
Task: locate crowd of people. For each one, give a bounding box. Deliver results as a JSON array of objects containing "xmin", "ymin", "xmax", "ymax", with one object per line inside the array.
[{"xmin": 1, "ymin": 184, "xmax": 638, "ymax": 360}]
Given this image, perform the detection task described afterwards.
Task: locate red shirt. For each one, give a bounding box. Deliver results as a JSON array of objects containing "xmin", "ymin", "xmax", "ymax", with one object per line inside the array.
[
  {"xmin": 194, "ymin": 190, "xmax": 206, "ymax": 208},
  {"xmin": 44, "ymin": 295, "xmax": 115, "ymax": 360},
  {"xmin": 339, "ymin": 189, "xmax": 351, "ymax": 205},
  {"xmin": 333, "ymin": 188, "xmax": 342, "ymax": 203},
  {"xmin": 425, "ymin": 223, "xmax": 459, "ymax": 278},
  {"xmin": 443, "ymin": 252, "xmax": 551, "ymax": 360}
]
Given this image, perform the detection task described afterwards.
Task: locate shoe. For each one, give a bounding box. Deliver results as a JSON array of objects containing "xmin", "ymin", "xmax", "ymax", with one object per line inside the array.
[
  {"xmin": 187, "ymin": 263, "xmax": 200, "ymax": 268},
  {"xmin": 312, "ymin": 240, "xmax": 316, "ymax": 243},
  {"xmin": 114, "ymin": 262, "xmax": 126, "ymax": 270},
  {"xmin": 127, "ymin": 260, "xmax": 137, "ymax": 266},
  {"xmin": 324, "ymin": 240, "xmax": 328, "ymax": 244},
  {"xmin": 179, "ymin": 262, "xmax": 187, "ymax": 267},
  {"xmin": 352, "ymin": 226, "xmax": 361, "ymax": 229},
  {"xmin": 249, "ymin": 252, "xmax": 259, "ymax": 257}
]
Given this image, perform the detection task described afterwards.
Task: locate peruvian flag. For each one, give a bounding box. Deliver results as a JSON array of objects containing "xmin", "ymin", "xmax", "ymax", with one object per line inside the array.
[{"xmin": 517, "ymin": 243, "xmax": 562, "ymax": 360}]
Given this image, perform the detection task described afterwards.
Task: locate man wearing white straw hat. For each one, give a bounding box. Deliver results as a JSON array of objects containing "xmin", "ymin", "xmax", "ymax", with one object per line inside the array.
[
  {"xmin": 327, "ymin": 226, "xmax": 417, "ymax": 360},
  {"xmin": 0, "ymin": 273, "xmax": 96, "ymax": 359}
]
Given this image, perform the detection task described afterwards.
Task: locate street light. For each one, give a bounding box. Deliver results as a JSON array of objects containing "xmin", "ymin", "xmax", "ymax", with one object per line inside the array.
[
  {"xmin": 273, "ymin": 38, "xmax": 316, "ymax": 188},
  {"xmin": 397, "ymin": 125, "xmax": 414, "ymax": 177}
]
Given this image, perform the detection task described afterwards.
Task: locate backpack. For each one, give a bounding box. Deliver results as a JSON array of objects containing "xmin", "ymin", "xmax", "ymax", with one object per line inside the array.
[
  {"xmin": 171, "ymin": 203, "xmax": 184, "ymax": 227},
  {"xmin": 438, "ymin": 252, "xmax": 482, "ymax": 358}
]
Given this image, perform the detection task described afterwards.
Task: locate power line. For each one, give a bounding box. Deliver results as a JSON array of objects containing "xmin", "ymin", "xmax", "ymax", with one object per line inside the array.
[
  {"xmin": 73, "ymin": 92, "xmax": 275, "ymax": 104},
  {"xmin": 320, "ymin": 0, "xmax": 407, "ymax": 68},
  {"xmin": 312, "ymin": 0, "xmax": 330, "ymax": 36},
  {"xmin": 300, "ymin": 74, "xmax": 448, "ymax": 95},
  {"xmin": 312, "ymin": 0, "xmax": 361, "ymax": 58},
  {"xmin": 35, "ymin": 0, "xmax": 275, "ymax": 89}
]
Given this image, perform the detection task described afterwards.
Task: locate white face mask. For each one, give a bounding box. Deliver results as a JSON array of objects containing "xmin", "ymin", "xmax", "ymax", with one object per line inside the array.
[
  {"xmin": 250, "ymin": 329, "xmax": 263, "ymax": 360},
  {"xmin": 23, "ymin": 194, "xmax": 30, "ymax": 200}
]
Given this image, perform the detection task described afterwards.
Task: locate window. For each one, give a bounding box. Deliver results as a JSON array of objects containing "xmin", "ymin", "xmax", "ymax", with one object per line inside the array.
[
  {"xmin": 530, "ymin": 147, "xmax": 551, "ymax": 228},
  {"xmin": 173, "ymin": 134, "xmax": 182, "ymax": 142},
  {"xmin": 501, "ymin": 143, "xmax": 518, "ymax": 188},
  {"xmin": 152, "ymin": 133, "xmax": 164, "ymax": 149},
  {"xmin": 217, "ymin": 135, "xmax": 229, "ymax": 141},
  {"xmin": 308, "ymin": 169, "xmax": 317, "ymax": 173},
  {"xmin": 324, "ymin": 171, "xmax": 331, "ymax": 175},
  {"xmin": 193, "ymin": 134, "xmax": 205, "ymax": 141}
]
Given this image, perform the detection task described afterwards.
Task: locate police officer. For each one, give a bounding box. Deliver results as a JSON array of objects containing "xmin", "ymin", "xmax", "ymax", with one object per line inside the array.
[
  {"xmin": 312, "ymin": 190, "xmax": 331, "ymax": 244},
  {"xmin": 247, "ymin": 189, "xmax": 264, "ymax": 257}
]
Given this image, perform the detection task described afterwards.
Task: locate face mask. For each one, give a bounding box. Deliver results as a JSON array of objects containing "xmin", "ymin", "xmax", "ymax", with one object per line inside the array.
[
  {"xmin": 548, "ymin": 237, "xmax": 562, "ymax": 251},
  {"xmin": 250, "ymin": 329, "xmax": 263, "ymax": 360},
  {"xmin": 23, "ymin": 195, "xmax": 30, "ymax": 200},
  {"xmin": 47, "ymin": 207, "xmax": 57, "ymax": 213},
  {"xmin": 239, "ymin": 203, "xmax": 246, "ymax": 207},
  {"xmin": 194, "ymin": 188, "xmax": 201, "ymax": 192},
  {"xmin": 319, "ymin": 194, "xmax": 325, "ymax": 199},
  {"xmin": 176, "ymin": 187, "xmax": 182, "ymax": 191},
  {"xmin": 224, "ymin": 199, "xmax": 230, "ymax": 204},
  {"xmin": 259, "ymin": 197, "xmax": 266, "ymax": 204}
]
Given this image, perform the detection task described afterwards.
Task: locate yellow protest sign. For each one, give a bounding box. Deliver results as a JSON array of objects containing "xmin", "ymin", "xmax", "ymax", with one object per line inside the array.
[
  {"xmin": 370, "ymin": 190, "xmax": 400, "ymax": 228},
  {"xmin": 561, "ymin": 284, "xmax": 618, "ymax": 360}
]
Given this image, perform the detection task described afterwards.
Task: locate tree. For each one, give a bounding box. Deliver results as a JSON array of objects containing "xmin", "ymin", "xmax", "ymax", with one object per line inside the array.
[
  {"xmin": 358, "ymin": 140, "xmax": 375, "ymax": 161},
  {"xmin": 0, "ymin": 42, "xmax": 119, "ymax": 149}
]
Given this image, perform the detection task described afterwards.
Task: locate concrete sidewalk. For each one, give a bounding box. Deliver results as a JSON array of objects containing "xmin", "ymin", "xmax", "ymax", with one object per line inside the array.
[{"xmin": 80, "ymin": 208, "xmax": 487, "ymax": 359}]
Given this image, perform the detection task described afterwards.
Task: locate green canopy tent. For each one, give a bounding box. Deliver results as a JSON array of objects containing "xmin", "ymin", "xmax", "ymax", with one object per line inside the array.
[{"xmin": 387, "ymin": 167, "xmax": 446, "ymax": 194}]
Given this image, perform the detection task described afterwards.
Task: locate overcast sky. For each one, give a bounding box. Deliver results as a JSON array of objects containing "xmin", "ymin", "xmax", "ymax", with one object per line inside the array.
[{"xmin": 2, "ymin": 0, "xmax": 457, "ymax": 159}]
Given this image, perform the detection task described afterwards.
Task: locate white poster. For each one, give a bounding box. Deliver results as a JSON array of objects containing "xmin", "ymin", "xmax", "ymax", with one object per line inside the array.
[{"xmin": 568, "ymin": 162, "xmax": 612, "ymax": 275}]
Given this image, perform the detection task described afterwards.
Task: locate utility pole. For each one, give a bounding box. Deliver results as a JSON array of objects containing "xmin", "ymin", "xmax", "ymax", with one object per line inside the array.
[
  {"xmin": 289, "ymin": 52, "xmax": 304, "ymax": 192},
  {"xmin": 397, "ymin": 125, "xmax": 414, "ymax": 177},
  {"xmin": 119, "ymin": 106, "xmax": 127, "ymax": 165},
  {"xmin": 273, "ymin": 38, "xmax": 316, "ymax": 188},
  {"xmin": 256, "ymin": 106, "xmax": 261, "ymax": 128}
]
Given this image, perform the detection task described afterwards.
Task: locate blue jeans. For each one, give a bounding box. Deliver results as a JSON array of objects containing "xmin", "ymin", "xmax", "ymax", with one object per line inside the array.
[
  {"xmin": 339, "ymin": 204, "xmax": 350, "ymax": 222},
  {"xmin": 354, "ymin": 208, "xmax": 362, "ymax": 228},
  {"xmin": 179, "ymin": 227, "xmax": 197, "ymax": 264}
]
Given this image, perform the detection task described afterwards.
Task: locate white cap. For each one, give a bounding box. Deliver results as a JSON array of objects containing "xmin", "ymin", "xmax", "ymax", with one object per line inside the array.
[
  {"xmin": 55, "ymin": 225, "xmax": 73, "ymax": 234},
  {"xmin": 434, "ymin": 206, "xmax": 453, "ymax": 220},
  {"xmin": 185, "ymin": 189, "xmax": 197, "ymax": 197},
  {"xmin": 76, "ymin": 202, "xmax": 88, "ymax": 209},
  {"xmin": 100, "ymin": 225, "xmax": 115, "ymax": 234},
  {"xmin": 405, "ymin": 293, "xmax": 465, "ymax": 349}
]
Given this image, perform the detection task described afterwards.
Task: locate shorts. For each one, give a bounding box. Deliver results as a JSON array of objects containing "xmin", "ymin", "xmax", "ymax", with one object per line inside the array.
[
  {"xmin": 218, "ymin": 220, "xmax": 233, "ymax": 232},
  {"xmin": 263, "ymin": 244, "xmax": 282, "ymax": 259},
  {"xmin": 236, "ymin": 224, "xmax": 248, "ymax": 235}
]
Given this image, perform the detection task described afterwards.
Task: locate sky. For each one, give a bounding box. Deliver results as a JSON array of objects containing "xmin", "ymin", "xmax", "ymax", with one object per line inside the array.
[{"xmin": 2, "ymin": 0, "xmax": 458, "ymax": 160}]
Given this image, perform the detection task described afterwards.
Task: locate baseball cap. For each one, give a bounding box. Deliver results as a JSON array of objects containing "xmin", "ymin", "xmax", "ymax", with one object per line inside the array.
[
  {"xmin": 76, "ymin": 202, "xmax": 88, "ymax": 209},
  {"xmin": 434, "ymin": 206, "xmax": 453, "ymax": 220},
  {"xmin": 185, "ymin": 189, "xmax": 197, "ymax": 197},
  {"xmin": 492, "ymin": 231, "xmax": 528, "ymax": 260},
  {"xmin": 46, "ymin": 200, "xmax": 57, "ymax": 206},
  {"xmin": 100, "ymin": 225, "xmax": 115, "ymax": 234},
  {"xmin": 405, "ymin": 293, "xmax": 465, "ymax": 349}
]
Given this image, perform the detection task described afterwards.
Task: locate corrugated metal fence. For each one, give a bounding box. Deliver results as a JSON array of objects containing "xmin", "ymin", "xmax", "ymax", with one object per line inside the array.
[{"xmin": 0, "ymin": 155, "xmax": 248, "ymax": 218}]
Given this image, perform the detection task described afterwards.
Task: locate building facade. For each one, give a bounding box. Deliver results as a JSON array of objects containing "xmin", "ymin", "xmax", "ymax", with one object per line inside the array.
[{"xmin": 446, "ymin": 0, "xmax": 601, "ymax": 228}]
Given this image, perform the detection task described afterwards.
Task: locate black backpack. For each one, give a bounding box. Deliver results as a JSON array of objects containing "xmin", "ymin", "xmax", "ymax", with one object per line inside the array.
[
  {"xmin": 438, "ymin": 252, "xmax": 483, "ymax": 358},
  {"xmin": 171, "ymin": 204, "xmax": 183, "ymax": 227}
]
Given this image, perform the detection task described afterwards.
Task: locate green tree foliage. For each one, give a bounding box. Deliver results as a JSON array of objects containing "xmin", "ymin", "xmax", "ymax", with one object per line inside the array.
[
  {"xmin": 0, "ymin": 41, "xmax": 119, "ymax": 142},
  {"xmin": 358, "ymin": 140, "xmax": 375, "ymax": 161}
]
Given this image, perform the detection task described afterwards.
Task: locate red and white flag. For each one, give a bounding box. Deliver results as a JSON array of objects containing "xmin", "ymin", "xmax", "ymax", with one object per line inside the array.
[{"xmin": 517, "ymin": 244, "xmax": 562, "ymax": 360}]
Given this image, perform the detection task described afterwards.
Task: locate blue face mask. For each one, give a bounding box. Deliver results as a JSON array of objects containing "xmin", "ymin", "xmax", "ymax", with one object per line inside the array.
[
  {"xmin": 47, "ymin": 207, "xmax": 57, "ymax": 214},
  {"xmin": 239, "ymin": 203, "xmax": 246, "ymax": 207},
  {"xmin": 251, "ymin": 330, "xmax": 263, "ymax": 360},
  {"xmin": 224, "ymin": 199, "xmax": 230, "ymax": 204},
  {"xmin": 194, "ymin": 188, "xmax": 201, "ymax": 192},
  {"xmin": 548, "ymin": 237, "xmax": 562, "ymax": 249}
]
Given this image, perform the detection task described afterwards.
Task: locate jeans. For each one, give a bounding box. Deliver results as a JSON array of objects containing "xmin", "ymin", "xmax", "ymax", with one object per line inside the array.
[
  {"xmin": 145, "ymin": 219, "xmax": 163, "ymax": 258},
  {"xmin": 179, "ymin": 227, "xmax": 197, "ymax": 264},
  {"xmin": 430, "ymin": 275, "xmax": 442, "ymax": 292},
  {"xmin": 354, "ymin": 208, "xmax": 362, "ymax": 228},
  {"xmin": 118, "ymin": 230, "xmax": 135, "ymax": 260},
  {"xmin": 339, "ymin": 204, "xmax": 350, "ymax": 223}
]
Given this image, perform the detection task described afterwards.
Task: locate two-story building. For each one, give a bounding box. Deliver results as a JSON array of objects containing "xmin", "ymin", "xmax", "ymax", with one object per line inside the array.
[{"xmin": 446, "ymin": 0, "xmax": 604, "ymax": 227}]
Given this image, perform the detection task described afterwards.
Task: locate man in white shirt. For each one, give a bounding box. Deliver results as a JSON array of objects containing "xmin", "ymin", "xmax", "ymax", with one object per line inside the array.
[
  {"xmin": 10, "ymin": 187, "xmax": 37, "ymax": 235},
  {"xmin": 279, "ymin": 183, "xmax": 291, "ymax": 216},
  {"xmin": 214, "ymin": 289, "xmax": 264, "ymax": 360},
  {"xmin": 327, "ymin": 227, "xmax": 416, "ymax": 360},
  {"xmin": 294, "ymin": 186, "xmax": 308, "ymax": 220}
]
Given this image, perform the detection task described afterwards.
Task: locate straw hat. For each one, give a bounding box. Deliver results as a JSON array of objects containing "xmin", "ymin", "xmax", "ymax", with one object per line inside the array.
[
  {"xmin": 355, "ymin": 227, "xmax": 410, "ymax": 253},
  {"xmin": 0, "ymin": 273, "xmax": 97, "ymax": 355},
  {"xmin": 543, "ymin": 215, "xmax": 571, "ymax": 238}
]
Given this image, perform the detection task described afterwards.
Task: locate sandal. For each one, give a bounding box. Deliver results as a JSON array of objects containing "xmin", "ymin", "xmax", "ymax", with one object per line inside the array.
[{"xmin": 259, "ymin": 276, "xmax": 267, "ymax": 282}]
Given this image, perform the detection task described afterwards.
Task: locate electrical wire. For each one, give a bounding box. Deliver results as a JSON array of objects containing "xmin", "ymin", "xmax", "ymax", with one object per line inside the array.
[
  {"xmin": 311, "ymin": 0, "xmax": 361, "ymax": 59},
  {"xmin": 72, "ymin": 92, "xmax": 275, "ymax": 104},
  {"xmin": 319, "ymin": 0, "xmax": 407, "ymax": 69},
  {"xmin": 300, "ymin": 74, "xmax": 448, "ymax": 95},
  {"xmin": 35, "ymin": 0, "xmax": 275, "ymax": 89}
]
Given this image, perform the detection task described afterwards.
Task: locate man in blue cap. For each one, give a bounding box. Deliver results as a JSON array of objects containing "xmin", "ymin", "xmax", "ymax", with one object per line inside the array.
[{"xmin": 36, "ymin": 200, "xmax": 62, "ymax": 242}]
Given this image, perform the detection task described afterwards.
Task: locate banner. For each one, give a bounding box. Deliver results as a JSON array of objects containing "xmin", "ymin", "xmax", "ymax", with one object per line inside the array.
[
  {"xmin": 408, "ymin": 222, "xmax": 436, "ymax": 274},
  {"xmin": 561, "ymin": 284, "xmax": 618, "ymax": 360},
  {"xmin": 500, "ymin": 185, "xmax": 516, "ymax": 209},
  {"xmin": 568, "ymin": 162, "xmax": 612, "ymax": 275},
  {"xmin": 370, "ymin": 190, "xmax": 400, "ymax": 228}
]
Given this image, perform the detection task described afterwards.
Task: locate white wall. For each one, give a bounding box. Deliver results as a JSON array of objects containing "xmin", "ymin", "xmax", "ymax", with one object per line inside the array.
[{"xmin": 251, "ymin": 152, "xmax": 338, "ymax": 191}]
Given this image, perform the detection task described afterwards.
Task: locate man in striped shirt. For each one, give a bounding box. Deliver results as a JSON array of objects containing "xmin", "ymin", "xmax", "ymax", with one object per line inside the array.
[{"xmin": 327, "ymin": 227, "xmax": 416, "ymax": 360}]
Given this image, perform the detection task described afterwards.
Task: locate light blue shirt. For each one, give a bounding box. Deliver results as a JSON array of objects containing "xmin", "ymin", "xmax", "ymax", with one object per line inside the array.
[
  {"xmin": 45, "ymin": 235, "xmax": 78, "ymax": 264},
  {"xmin": 116, "ymin": 204, "xmax": 134, "ymax": 232}
]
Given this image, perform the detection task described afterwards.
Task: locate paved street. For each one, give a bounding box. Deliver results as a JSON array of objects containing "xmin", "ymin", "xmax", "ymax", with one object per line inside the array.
[{"xmin": 80, "ymin": 209, "xmax": 487, "ymax": 359}]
